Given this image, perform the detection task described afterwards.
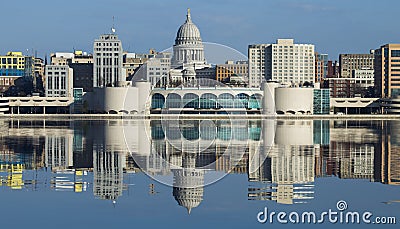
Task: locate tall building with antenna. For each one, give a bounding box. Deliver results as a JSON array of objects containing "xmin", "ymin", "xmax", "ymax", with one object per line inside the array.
[{"xmin": 93, "ymin": 24, "xmax": 124, "ymax": 88}]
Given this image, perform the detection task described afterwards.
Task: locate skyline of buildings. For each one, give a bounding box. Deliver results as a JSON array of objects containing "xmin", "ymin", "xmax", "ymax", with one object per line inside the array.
[{"xmin": 1, "ymin": 9, "xmax": 400, "ymax": 117}]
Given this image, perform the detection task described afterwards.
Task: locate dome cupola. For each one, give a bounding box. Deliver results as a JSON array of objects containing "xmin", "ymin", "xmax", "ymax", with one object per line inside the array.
[{"xmin": 175, "ymin": 9, "xmax": 202, "ymax": 45}]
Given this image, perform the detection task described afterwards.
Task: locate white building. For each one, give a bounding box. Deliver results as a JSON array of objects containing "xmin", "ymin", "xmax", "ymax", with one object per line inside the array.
[
  {"xmin": 248, "ymin": 44, "xmax": 270, "ymax": 88},
  {"xmin": 45, "ymin": 65, "xmax": 73, "ymax": 97},
  {"xmin": 133, "ymin": 52, "xmax": 171, "ymax": 86},
  {"xmin": 93, "ymin": 33, "xmax": 124, "ymax": 87},
  {"xmin": 352, "ymin": 69, "xmax": 374, "ymax": 88},
  {"xmin": 249, "ymin": 39, "xmax": 315, "ymax": 88},
  {"xmin": 267, "ymin": 39, "xmax": 315, "ymax": 86}
]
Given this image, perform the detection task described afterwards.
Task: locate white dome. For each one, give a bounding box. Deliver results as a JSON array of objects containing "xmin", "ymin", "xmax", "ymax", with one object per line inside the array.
[{"xmin": 175, "ymin": 9, "xmax": 202, "ymax": 45}]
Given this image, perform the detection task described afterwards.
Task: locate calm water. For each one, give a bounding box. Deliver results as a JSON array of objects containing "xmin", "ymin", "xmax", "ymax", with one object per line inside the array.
[{"xmin": 0, "ymin": 119, "xmax": 399, "ymax": 228}]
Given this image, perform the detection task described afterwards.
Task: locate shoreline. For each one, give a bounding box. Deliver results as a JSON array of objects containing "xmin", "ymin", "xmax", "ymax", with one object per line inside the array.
[{"xmin": 0, "ymin": 114, "xmax": 399, "ymax": 120}]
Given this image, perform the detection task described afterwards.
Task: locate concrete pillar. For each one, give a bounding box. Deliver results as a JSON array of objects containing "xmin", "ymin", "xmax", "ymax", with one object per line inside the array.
[{"xmin": 262, "ymin": 82, "xmax": 279, "ymax": 115}]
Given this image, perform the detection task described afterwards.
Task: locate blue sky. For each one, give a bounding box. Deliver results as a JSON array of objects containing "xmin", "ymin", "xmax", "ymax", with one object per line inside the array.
[{"xmin": 1, "ymin": 0, "xmax": 399, "ymax": 60}]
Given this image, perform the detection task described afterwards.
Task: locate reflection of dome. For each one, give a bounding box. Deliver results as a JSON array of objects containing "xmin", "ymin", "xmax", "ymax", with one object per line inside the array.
[
  {"xmin": 173, "ymin": 187, "xmax": 203, "ymax": 214},
  {"xmin": 172, "ymin": 153, "xmax": 205, "ymax": 214},
  {"xmin": 175, "ymin": 9, "xmax": 202, "ymax": 45}
]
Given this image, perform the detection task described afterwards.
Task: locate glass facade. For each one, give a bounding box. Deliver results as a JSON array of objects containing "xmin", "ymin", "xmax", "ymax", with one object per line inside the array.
[
  {"xmin": 313, "ymin": 89, "xmax": 330, "ymax": 114},
  {"xmin": 313, "ymin": 120, "xmax": 330, "ymax": 145},
  {"xmin": 72, "ymin": 88, "xmax": 84, "ymax": 114}
]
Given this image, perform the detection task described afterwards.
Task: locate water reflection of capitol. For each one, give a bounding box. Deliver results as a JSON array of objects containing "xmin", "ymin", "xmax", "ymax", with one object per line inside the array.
[{"xmin": 1, "ymin": 119, "xmax": 400, "ymax": 212}]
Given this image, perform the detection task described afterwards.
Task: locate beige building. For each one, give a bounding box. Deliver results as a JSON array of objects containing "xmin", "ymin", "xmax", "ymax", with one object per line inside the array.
[
  {"xmin": 50, "ymin": 51, "xmax": 93, "ymax": 65},
  {"xmin": 339, "ymin": 53, "xmax": 374, "ymax": 78},
  {"xmin": 34, "ymin": 58, "xmax": 45, "ymax": 79},
  {"xmin": 374, "ymin": 44, "xmax": 400, "ymax": 98},
  {"xmin": 216, "ymin": 60, "xmax": 248, "ymax": 82}
]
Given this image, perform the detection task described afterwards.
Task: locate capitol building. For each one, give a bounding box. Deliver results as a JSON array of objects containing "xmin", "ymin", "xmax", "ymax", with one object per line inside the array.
[{"xmin": 167, "ymin": 9, "xmax": 211, "ymax": 87}]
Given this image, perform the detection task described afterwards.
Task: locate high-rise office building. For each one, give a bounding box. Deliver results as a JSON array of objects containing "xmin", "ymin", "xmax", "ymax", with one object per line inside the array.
[
  {"xmin": 249, "ymin": 39, "xmax": 315, "ymax": 88},
  {"xmin": 266, "ymin": 39, "xmax": 315, "ymax": 86},
  {"xmin": 248, "ymin": 44, "xmax": 269, "ymax": 88},
  {"xmin": 339, "ymin": 53, "xmax": 374, "ymax": 78},
  {"xmin": 93, "ymin": 33, "xmax": 123, "ymax": 88},
  {"xmin": 374, "ymin": 44, "xmax": 400, "ymax": 98}
]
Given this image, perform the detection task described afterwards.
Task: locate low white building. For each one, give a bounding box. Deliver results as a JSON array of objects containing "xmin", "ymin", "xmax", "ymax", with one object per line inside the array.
[{"xmin": 87, "ymin": 81, "xmax": 152, "ymax": 114}]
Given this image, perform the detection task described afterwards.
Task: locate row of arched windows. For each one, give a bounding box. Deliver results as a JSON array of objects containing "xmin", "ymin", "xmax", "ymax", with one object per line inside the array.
[{"xmin": 152, "ymin": 93, "xmax": 262, "ymax": 110}]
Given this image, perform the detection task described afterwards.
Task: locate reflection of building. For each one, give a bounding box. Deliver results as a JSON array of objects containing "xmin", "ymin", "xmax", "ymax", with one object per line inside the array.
[
  {"xmin": 172, "ymin": 152, "xmax": 205, "ymax": 214},
  {"xmin": 93, "ymin": 151, "xmax": 125, "ymax": 201},
  {"xmin": 91, "ymin": 121, "xmax": 130, "ymax": 202},
  {"xmin": 328, "ymin": 120, "xmax": 378, "ymax": 179},
  {"xmin": 0, "ymin": 164, "xmax": 24, "ymax": 190},
  {"xmin": 147, "ymin": 119, "xmax": 263, "ymax": 213},
  {"xmin": 45, "ymin": 132, "xmax": 74, "ymax": 171},
  {"xmin": 375, "ymin": 121, "xmax": 400, "ymax": 185},
  {"xmin": 248, "ymin": 120, "xmax": 315, "ymax": 204}
]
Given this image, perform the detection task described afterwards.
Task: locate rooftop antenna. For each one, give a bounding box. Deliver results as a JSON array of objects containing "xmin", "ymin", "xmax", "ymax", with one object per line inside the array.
[{"xmin": 111, "ymin": 16, "xmax": 116, "ymax": 34}]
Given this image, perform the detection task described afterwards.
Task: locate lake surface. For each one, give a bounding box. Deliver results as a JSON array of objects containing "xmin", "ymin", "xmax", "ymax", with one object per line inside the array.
[{"xmin": 0, "ymin": 119, "xmax": 399, "ymax": 228}]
